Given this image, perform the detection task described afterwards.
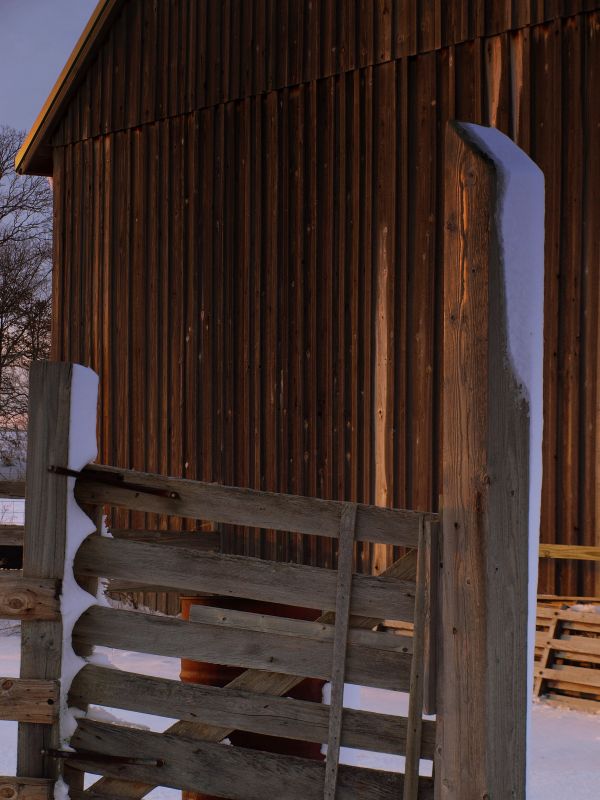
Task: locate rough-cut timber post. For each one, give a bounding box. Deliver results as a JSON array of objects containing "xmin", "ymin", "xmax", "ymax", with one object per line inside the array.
[
  {"xmin": 17, "ymin": 363, "xmax": 74, "ymax": 780},
  {"xmin": 438, "ymin": 122, "xmax": 532, "ymax": 799}
]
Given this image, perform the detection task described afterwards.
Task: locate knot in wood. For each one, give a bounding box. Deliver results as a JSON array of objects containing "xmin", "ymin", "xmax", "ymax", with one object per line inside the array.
[
  {"xmin": 1, "ymin": 679, "xmax": 14, "ymax": 690},
  {"xmin": 0, "ymin": 787, "xmax": 16, "ymax": 800},
  {"xmin": 5, "ymin": 591, "xmax": 31, "ymax": 612}
]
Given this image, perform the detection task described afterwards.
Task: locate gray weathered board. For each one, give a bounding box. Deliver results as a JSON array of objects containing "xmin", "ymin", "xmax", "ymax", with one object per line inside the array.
[
  {"xmin": 75, "ymin": 534, "xmax": 416, "ymax": 621},
  {"xmin": 71, "ymin": 719, "xmax": 435, "ymax": 800},
  {"xmin": 74, "ymin": 605, "xmax": 412, "ymax": 692},
  {"xmin": 82, "ymin": 551, "xmax": 424, "ymax": 800},
  {"xmin": 74, "ymin": 463, "xmax": 434, "ymax": 548},
  {"xmin": 70, "ymin": 664, "xmax": 436, "ymax": 758}
]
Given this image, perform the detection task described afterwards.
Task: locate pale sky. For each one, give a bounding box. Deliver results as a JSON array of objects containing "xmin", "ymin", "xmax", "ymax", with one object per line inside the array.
[{"xmin": 0, "ymin": 0, "xmax": 98, "ymax": 133}]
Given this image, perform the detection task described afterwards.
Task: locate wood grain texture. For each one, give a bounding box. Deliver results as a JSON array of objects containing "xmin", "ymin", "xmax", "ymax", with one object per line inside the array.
[
  {"xmin": 403, "ymin": 522, "xmax": 427, "ymax": 800},
  {"xmin": 73, "ymin": 605, "xmax": 413, "ymax": 691},
  {"xmin": 0, "ymin": 679, "xmax": 58, "ymax": 724},
  {"xmin": 85, "ymin": 550, "xmax": 421, "ymax": 799},
  {"xmin": 38, "ymin": 0, "xmax": 595, "ymax": 162},
  {"xmin": 439, "ymin": 122, "xmax": 529, "ymax": 799},
  {"xmin": 71, "ymin": 719, "xmax": 435, "ymax": 800},
  {"xmin": 74, "ymin": 534, "xmax": 416, "ymax": 624},
  {"xmin": 0, "ymin": 526, "xmax": 24, "ymax": 546},
  {"xmin": 0, "ymin": 778, "xmax": 53, "ymax": 800},
  {"xmin": 324, "ymin": 503, "xmax": 356, "ymax": 799},
  {"xmin": 0, "ymin": 579, "xmax": 59, "ymax": 621},
  {"xmin": 539, "ymin": 543, "xmax": 600, "ymax": 561},
  {"xmin": 69, "ymin": 664, "xmax": 437, "ymax": 759},
  {"xmin": 0, "ymin": 482, "xmax": 26, "ymax": 499},
  {"xmin": 18, "ymin": 363, "xmax": 72, "ymax": 779},
  {"xmin": 73, "ymin": 464, "xmax": 429, "ymax": 548}
]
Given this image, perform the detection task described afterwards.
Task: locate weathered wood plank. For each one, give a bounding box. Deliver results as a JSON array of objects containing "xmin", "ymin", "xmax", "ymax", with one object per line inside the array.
[
  {"xmin": 85, "ymin": 550, "xmax": 421, "ymax": 799},
  {"xmin": 69, "ymin": 664, "xmax": 436, "ymax": 759},
  {"xmin": 542, "ymin": 693, "xmax": 600, "ymax": 713},
  {"xmin": 539, "ymin": 543, "xmax": 600, "ymax": 561},
  {"xmin": 0, "ymin": 777, "xmax": 53, "ymax": 800},
  {"xmin": 547, "ymin": 635, "xmax": 600, "ymax": 658},
  {"xmin": 71, "ymin": 719, "xmax": 436, "ymax": 800},
  {"xmin": 538, "ymin": 665, "xmax": 600, "ymax": 689},
  {"xmin": 538, "ymin": 608, "xmax": 600, "ymax": 626},
  {"xmin": 74, "ymin": 534, "xmax": 416, "ymax": 622},
  {"xmin": 74, "ymin": 463, "xmax": 434, "ymax": 548},
  {"xmin": 534, "ymin": 616, "xmax": 558, "ymax": 696},
  {"xmin": 18, "ymin": 363, "xmax": 71, "ymax": 780},
  {"xmin": 440, "ymin": 123, "xmax": 531, "ymax": 799},
  {"xmin": 538, "ymin": 595, "xmax": 600, "ymax": 605},
  {"xmin": 17, "ymin": 362, "xmax": 97, "ymax": 792},
  {"xmin": 0, "ymin": 526, "xmax": 24, "ymax": 546},
  {"xmin": 0, "ymin": 678, "xmax": 58, "ymax": 723},
  {"xmin": 423, "ymin": 520, "xmax": 440, "ymax": 715},
  {"xmin": 108, "ymin": 529, "xmax": 220, "ymax": 550},
  {"xmin": 0, "ymin": 482, "xmax": 26, "ymax": 499},
  {"xmin": 324, "ymin": 503, "xmax": 356, "ymax": 799},
  {"xmin": 0, "ymin": 578, "xmax": 59, "ymax": 621},
  {"xmin": 403, "ymin": 521, "xmax": 427, "ymax": 800},
  {"xmin": 73, "ymin": 605, "xmax": 412, "ymax": 692}
]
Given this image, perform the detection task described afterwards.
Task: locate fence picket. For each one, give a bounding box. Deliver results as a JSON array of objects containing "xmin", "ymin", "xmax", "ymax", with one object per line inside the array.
[{"xmin": 324, "ymin": 502, "xmax": 357, "ymax": 799}]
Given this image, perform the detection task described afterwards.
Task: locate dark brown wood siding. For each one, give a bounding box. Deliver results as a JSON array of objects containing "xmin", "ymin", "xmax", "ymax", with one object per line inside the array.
[
  {"xmin": 52, "ymin": 0, "xmax": 597, "ymax": 147},
  {"xmin": 51, "ymin": 6, "xmax": 600, "ymax": 595}
]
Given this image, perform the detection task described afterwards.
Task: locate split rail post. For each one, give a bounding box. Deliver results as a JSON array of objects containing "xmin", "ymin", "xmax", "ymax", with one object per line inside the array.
[
  {"xmin": 17, "ymin": 363, "xmax": 83, "ymax": 791},
  {"xmin": 438, "ymin": 122, "xmax": 541, "ymax": 799}
]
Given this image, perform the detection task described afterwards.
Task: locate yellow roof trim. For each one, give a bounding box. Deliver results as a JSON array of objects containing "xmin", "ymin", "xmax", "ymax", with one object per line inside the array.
[{"xmin": 15, "ymin": 0, "xmax": 124, "ymax": 176}]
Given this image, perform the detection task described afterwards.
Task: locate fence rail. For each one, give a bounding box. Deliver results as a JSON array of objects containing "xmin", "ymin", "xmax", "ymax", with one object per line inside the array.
[
  {"xmin": 74, "ymin": 463, "xmax": 435, "ymax": 548},
  {"xmin": 0, "ymin": 481, "xmax": 25, "ymax": 499},
  {"xmin": 539, "ymin": 543, "xmax": 600, "ymax": 562}
]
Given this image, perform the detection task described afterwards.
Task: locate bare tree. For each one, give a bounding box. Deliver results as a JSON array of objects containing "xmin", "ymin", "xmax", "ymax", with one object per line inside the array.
[{"xmin": 0, "ymin": 126, "xmax": 52, "ymax": 471}]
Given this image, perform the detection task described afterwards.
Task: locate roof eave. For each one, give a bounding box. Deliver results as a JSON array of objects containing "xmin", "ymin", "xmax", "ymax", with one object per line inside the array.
[{"xmin": 15, "ymin": 0, "xmax": 124, "ymax": 176}]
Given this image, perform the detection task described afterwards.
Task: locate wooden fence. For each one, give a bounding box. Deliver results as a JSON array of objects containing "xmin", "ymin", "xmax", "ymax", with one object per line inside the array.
[
  {"xmin": 1, "ymin": 361, "xmax": 441, "ymax": 800},
  {"xmin": 535, "ymin": 605, "xmax": 600, "ymax": 713}
]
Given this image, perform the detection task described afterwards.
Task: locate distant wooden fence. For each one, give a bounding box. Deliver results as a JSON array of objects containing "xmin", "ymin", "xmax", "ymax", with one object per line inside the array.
[
  {"xmin": 535, "ymin": 605, "xmax": 600, "ymax": 713},
  {"xmin": 1, "ymin": 362, "xmax": 441, "ymax": 800}
]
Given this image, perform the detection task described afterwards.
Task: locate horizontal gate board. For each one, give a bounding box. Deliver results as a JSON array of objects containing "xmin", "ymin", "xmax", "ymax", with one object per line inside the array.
[
  {"xmin": 75, "ymin": 535, "xmax": 416, "ymax": 621},
  {"xmin": 84, "ymin": 551, "xmax": 424, "ymax": 799},
  {"xmin": 70, "ymin": 664, "xmax": 436, "ymax": 759},
  {"xmin": 71, "ymin": 719, "xmax": 435, "ymax": 800},
  {"xmin": 110, "ymin": 529, "xmax": 220, "ymax": 549},
  {"xmin": 73, "ymin": 606, "xmax": 412, "ymax": 692},
  {"xmin": 74, "ymin": 465, "xmax": 430, "ymax": 548}
]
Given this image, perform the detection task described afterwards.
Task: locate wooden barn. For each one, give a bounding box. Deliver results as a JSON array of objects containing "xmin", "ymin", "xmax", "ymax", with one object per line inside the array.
[{"xmin": 16, "ymin": 0, "xmax": 600, "ymax": 598}]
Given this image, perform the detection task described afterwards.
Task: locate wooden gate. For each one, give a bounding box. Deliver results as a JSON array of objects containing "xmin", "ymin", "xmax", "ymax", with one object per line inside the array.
[{"xmin": 3, "ymin": 361, "xmax": 440, "ymax": 800}]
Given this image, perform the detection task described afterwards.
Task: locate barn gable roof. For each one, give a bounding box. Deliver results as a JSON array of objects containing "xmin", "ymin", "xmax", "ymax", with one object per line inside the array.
[{"xmin": 15, "ymin": 0, "xmax": 122, "ymax": 176}]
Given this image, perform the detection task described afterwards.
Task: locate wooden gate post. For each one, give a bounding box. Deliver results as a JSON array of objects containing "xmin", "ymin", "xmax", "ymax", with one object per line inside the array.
[
  {"xmin": 437, "ymin": 122, "xmax": 544, "ymax": 799},
  {"xmin": 17, "ymin": 362, "xmax": 98, "ymax": 790}
]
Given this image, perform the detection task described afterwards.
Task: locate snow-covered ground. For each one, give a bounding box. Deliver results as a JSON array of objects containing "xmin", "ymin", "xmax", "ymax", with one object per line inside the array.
[{"xmin": 1, "ymin": 622, "xmax": 598, "ymax": 799}]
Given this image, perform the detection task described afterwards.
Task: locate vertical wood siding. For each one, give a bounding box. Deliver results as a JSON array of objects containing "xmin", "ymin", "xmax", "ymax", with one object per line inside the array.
[
  {"xmin": 53, "ymin": 0, "xmax": 596, "ymax": 147},
  {"xmin": 51, "ymin": 9, "xmax": 600, "ymax": 595}
]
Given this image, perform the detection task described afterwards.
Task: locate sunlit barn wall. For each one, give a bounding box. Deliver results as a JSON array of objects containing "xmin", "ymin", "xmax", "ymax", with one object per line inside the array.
[{"xmin": 50, "ymin": 1, "xmax": 600, "ymax": 598}]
